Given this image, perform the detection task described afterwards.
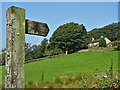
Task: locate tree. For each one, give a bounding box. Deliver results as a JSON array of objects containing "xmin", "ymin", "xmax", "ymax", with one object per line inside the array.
[
  {"xmin": 25, "ymin": 43, "xmax": 32, "ymax": 61},
  {"xmin": 49, "ymin": 22, "xmax": 87, "ymax": 54},
  {"xmin": 41, "ymin": 38, "xmax": 48, "ymax": 53},
  {"xmin": 88, "ymin": 23, "xmax": 119, "ymax": 41},
  {"xmin": 30, "ymin": 45, "xmax": 43, "ymax": 59},
  {"xmin": 116, "ymin": 29, "xmax": 120, "ymax": 50},
  {"xmin": 99, "ymin": 37, "xmax": 106, "ymax": 47}
]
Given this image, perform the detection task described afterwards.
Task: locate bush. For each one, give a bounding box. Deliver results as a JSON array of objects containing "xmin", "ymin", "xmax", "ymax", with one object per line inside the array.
[
  {"xmin": 44, "ymin": 48, "xmax": 63, "ymax": 56},
  {"xmin": 112, "ymin": 41, "xmax": 120, "ymax": 50}
]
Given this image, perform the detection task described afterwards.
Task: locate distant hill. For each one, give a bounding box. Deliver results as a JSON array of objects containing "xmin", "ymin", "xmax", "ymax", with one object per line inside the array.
[{"xmin": 87, "ymin": 23, "xmax": 119, "ymax": 41}]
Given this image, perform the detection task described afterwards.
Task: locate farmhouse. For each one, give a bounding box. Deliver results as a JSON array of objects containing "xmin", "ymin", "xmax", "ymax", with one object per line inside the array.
[{"xmin": 88, "ymin": 36, "xmax": 111, "ymax": 48}]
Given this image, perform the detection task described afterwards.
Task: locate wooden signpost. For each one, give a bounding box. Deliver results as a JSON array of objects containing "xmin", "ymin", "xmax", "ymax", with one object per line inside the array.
[{"xmin": 5, "ymin": 6, "xmax": 49, "ymax": 88}]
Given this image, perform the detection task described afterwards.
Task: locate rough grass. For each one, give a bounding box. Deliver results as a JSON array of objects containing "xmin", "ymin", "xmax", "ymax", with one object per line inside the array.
[
  {"xmin": 0, "ymin": 50, "xmax": 119, "ymax": 86},
  {"xmin": 26, "ymin": 72, "xmax": 119, "ymax": 88}
]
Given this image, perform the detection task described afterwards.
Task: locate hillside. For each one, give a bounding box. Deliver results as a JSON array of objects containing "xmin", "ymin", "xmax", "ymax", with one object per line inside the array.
[
  {"xmin": 1, "ymin": 50, "xmax": 118, "ymax": 86},
  {"xmin": 87, "ymin": 23, "xmax": 119, "ymax": 41}
]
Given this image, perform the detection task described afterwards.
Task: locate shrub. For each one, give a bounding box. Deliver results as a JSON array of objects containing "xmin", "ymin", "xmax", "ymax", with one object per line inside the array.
[
  {"xmin": 112, "ymin": 41, "xmax": 120, "ymax": 50},
  {"xmin": 44, "ymin": 48, "xmax": 63, "ymax": 56}
]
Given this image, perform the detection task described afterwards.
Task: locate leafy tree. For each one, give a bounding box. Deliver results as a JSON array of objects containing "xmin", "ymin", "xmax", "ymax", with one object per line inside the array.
[
  {"xmin": 99, "ymin": 37, "xmax": 106, "ymax": 47},
  {"xmin": 49, "ymin": 22, "xmax": 87, "ymax": 54},
  {"xmin": 25, "ymin": 38, "xmax": 48, "ymax": 60},
  {"xmin": 41, "ymin": 38, "xmax": 48, "ymax": 53},
  {"xmin": 25, "ymin": 43, "xmax": 32, "ymax": 61},
  {"xmin": 116, "ymin": 29, "xmax": 120, "ymax": 50},
  {"xmin": 88, "ymin": 23, "xmax": 119, "ymax": 41},
  {"xmin": 31, "ymin": 45, "xmax": 43, "ymax": 59}
]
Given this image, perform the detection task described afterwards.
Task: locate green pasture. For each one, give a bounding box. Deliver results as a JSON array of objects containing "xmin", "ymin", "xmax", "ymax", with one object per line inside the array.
[{"xmin": 0, "ymin": 50, "xmax": 118, "ymax": 85}]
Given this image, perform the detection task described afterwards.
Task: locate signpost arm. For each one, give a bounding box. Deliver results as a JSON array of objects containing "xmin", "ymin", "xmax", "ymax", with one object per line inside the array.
[{"xmin": 25, "ymin": 19, "xmax": 49, "ymax": 36}]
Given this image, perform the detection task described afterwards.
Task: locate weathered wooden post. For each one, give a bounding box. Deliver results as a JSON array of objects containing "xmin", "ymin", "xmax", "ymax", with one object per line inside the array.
[
  {"xmin": 6, "ymin": 6, "xmax": 25, "ymax": 88},
  {"xmin": 5, "ymin": 6, "xmax": 49, "ymax": 88}
]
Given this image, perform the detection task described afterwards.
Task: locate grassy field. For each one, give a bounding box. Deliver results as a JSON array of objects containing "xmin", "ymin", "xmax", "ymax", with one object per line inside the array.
[{"xmin": 0, "ymin": 50, "xmax": 118, "ymax": 86}]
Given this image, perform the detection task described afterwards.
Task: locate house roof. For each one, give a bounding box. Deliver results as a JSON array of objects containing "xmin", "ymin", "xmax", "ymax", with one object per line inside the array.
[
  {"xmin": 89, "ymin": 37, "xmax": 111, "ymax": 44},
  {"xmin": 91, "ymin": 39, "xmax": 99, "ymax": 43}
]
